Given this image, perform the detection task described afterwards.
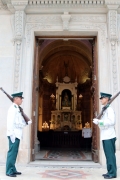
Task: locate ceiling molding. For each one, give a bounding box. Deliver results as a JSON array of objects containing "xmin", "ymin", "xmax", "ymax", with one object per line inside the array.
[{"xmin": 1, "ymin": 0, "xmax": 120, "ymax": 14}]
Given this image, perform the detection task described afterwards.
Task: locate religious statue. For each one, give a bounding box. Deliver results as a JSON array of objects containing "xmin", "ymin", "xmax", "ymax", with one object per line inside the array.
[
  {"xmin": 50, "ymin": 94, "xmax": 56, "ymax": 110},
  {"xmin": 62, "ymin": 92, "xmax": 71, "ymax": 107},
  {"xmin": 84, "ymin": 122, "xmax": 90, "ymax": 128}
]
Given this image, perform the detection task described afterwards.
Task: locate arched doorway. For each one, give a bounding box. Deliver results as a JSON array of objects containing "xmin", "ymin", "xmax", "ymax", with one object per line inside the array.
[{"xmin": 31, "ymin": 37, "xmax": 99, "ymax": 163}]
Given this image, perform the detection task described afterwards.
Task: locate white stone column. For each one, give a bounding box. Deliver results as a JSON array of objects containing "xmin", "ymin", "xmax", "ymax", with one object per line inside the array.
[
  {"xmin": 7, "ymin": 0, "xmax": 32, "ymax": 163},
  {"xmin": 106, "ymin": 1, "xmax": 120, "ymax": 159},
  {"xmin": 107, "ymin": 8, "xmax": 118, "ymax": 91},
  {"xmin": 11, "ymin": 0, "xmax": 28, "ymax": 92}
]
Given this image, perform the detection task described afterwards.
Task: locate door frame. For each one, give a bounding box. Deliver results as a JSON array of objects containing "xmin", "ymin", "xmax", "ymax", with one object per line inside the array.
[{"xmin": 30, "ymin": 36, "xmax": 99, "ymax": 162}]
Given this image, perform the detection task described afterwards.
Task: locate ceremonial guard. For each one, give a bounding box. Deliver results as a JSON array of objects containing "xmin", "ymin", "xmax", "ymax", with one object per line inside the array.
[
  {"xmin": 93, "ymin": 92, "xmax": 117, "ymax": 179},
  {"xmin": 6, "ymin": 92, "xmax": 32, "ymax": 177}
]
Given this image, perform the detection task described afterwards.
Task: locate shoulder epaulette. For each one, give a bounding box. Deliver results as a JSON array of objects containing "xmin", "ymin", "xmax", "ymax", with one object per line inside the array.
[{"xmin": 14, "ymin": 105, "xmax": 17, "ymax": 108}]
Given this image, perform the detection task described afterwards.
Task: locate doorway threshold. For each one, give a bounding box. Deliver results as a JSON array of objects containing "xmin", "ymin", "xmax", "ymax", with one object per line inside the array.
[{"xmin": 28, "ymin": 160, "xmax": 101, "ymax": 168}]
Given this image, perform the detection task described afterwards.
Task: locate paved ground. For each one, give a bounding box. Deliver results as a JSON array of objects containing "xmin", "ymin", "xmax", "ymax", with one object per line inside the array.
[{"xmin": 0, "ymin": 161, "xmax": 120, "ymax": 180}]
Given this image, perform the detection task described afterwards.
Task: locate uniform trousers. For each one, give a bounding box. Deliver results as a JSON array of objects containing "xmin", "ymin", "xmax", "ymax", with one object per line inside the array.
[
  {"xmin": 6, "ymin": 137, "xmax": 20, "ymax": 175},
  {"xmin": 102, "ymin": 137, "xmax": 117, "ymax": 177}
]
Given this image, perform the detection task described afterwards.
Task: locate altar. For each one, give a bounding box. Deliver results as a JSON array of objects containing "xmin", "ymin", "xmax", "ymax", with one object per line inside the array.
[
  {"xmin": 50, "ymin": 110, "xmax": 82, "ymax": 131},
  {"xmin": 49, "ymin": 75, "xmax": 82, "ymax": 131}
]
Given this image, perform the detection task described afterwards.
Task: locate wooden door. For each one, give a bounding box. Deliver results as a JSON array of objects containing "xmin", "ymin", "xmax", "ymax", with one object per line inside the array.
[
  {"xmin": 91, "ymin": 37, "xmax": 99, "ymax": 163},
  {"xmin": 31, "ymin": 38, "xmax": 40, "ymax": 161}
]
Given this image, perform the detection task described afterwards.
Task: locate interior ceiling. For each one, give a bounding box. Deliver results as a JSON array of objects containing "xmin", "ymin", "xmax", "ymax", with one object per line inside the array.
[{"xmin": 39, "ymin": 39, "xmax": 92, "ymax": 84}]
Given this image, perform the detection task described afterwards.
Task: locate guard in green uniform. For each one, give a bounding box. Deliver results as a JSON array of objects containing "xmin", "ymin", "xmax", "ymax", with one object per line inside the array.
[
  {"xmin": 6, "ymin": 92, "xmax": 32, "ymax": 177},
  {"xmin": 93, "ymin": 92, "xmax": 117, "ymax": 179}
]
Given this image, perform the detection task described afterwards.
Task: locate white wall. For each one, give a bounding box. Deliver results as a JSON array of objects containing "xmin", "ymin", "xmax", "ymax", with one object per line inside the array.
[{"xmin": 0, "ymin": 15, "xmax": 15, "ymax": 162}]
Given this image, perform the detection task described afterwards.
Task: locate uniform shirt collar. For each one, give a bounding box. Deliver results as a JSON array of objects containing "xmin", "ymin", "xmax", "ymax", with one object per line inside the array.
[{"xmin": 13, "ymin": 103, "xmax": 19, "ymax": 108}]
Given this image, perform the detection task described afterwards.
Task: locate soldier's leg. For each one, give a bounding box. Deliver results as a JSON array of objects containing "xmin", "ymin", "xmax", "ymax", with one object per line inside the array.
[
  {"xmin": 103, "ymin": 138, "xmax": 117, "ymax": 177},
  {"xmin": 6, "ymin": 137, "xmax": 20, "ymax": 175},
  {"xmin": 102, "ymin": 140, "xmax": 109, "ymax": 173}
]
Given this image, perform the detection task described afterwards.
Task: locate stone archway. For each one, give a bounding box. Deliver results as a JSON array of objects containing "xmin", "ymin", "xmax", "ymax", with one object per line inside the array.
[{"xmin": 31, "ymin": 37, "xmax": 99, "ymax": 163}]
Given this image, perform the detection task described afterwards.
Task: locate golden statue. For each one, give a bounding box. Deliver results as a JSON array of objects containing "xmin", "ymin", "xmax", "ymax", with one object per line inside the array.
[{"xmin": 62, "ymin": 92, "xmax": 71, "ymax": 107}]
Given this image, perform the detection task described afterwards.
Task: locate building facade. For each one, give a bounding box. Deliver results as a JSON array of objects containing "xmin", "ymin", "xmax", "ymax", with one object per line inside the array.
[{"xmin": 0, "ymin": 0, "xmax": 120, "ymax": 166}]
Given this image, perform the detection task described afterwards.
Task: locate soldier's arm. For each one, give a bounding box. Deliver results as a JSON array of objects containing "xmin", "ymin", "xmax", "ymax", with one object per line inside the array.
[{"xmin": 7, "ymin": 106, "xmax": 16, "ymax": 136}]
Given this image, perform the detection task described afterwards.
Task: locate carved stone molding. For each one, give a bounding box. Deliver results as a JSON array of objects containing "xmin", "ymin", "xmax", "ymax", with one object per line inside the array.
[
  {"xmin": 110, "ymin": 40, "xmax": 118, "ymax": 92},
  {"xmin": 26, "ymin": 14, "xmax": 106, "ymax": 24},
  {"xmin": 2, "ymin": 0, "xmax": 120, "ymax": 14},
  {"xmin": 105, "ymin": 0, "xmax": 120, "ymax": 5},
  {"xmin": 117, "ymin": 14, "xmax": 120, "ymax": 45},
  {"xmin": 1, "ymin": 0, "xmax": 10, "ymax": 3},
  {"xmin": 0, "ymin": 0, "xmax": 8, "ymax": 10},
  {"xmin": 70, "ymin": 23, "xmax": 106, "ymax": 48},
  {"xmin": 61, "ymin": 12, "xmax": 71, "ymax": 31},
  {"xmin": 71, "ymin": 14, "xmax": 106, "ymax": 23},
  {"xmin": 13, "ymin": 10, "xmax": 26, "ymax": 91},
  {"xmin": 26, "ymin": 24, "xmax": 52, "ymax": 47},
  {"xmin": 107, "ymin": 9, "xmax": 118, "ymax": 92},
  {"xmin": 108, "ymin": 10, "xmax": 118, "ymax": 41},
  {"xmin": 14, "ymin": 39, "xmax": 22, "ymax": 91},
  {"xmin": 15, "ymin": 11, "xmax": 25, "ymax": 38},
  {"xmin": 28, "ymin": 0, "xmax": 105, "ymax": 6},
  {"xmin": 11, "ymin": 0, "xmax": 28, "ymax": 11},
  {"xmin": 26, "ymin": 22, "xmax": 106, "ymax": 48},
  {"xmin": 27, "ymin": 15, "xmax": 61, "ymax": 23},
  {"xmin": 1, "ymin": 0, "xmax": 28, "ymax": 13}
]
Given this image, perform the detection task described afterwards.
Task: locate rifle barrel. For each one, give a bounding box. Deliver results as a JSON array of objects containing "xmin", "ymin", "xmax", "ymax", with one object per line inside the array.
[
  {"xmin": 96, "ymin": 91, "xmax": 120, "ymax": 119},
  {"xmin": 0, "ymin": 87, "xmax": 30, "ymax": 124}
]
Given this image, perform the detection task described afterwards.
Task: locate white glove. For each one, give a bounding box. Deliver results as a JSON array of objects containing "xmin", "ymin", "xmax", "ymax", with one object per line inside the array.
[
  {"xmin": 28, "ymin": 120, "xmax": 32, "ymax": 125},
  {"xmin": 93, "ymin": 118, "xmax": 99, "ymax": 125},
  {"xmin": 10, "ymin": 134, "xmax": 15, "ymax": 143}
]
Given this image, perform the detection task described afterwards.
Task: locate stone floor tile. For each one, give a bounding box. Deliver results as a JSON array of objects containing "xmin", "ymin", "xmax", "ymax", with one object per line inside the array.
[{"xmin": 0, "ymin": 163, "xmax": 120, "ymax": 180}]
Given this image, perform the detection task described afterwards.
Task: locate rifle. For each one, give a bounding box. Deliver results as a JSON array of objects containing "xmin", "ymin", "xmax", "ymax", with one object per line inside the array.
[
  {"xmin": 96, "ymin": 91, "xmax": 120, "ymax": 119},
  {"xmin": 0, "ymin": 87, "xmax": 31, "ymax": 124}
]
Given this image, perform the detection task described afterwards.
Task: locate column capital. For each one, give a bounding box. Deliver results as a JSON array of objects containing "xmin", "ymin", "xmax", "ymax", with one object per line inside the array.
[
  {"xmin": 2, "ymin": 0, "xmax": 28, "ymax": 13},
  {"xmin": 107, "ymin": 5, "xmax": 119, "ymax": 10},
  {"xmin": 105, "ymin": 0, "xmax": 120, "ymax": 5},
  {"xmin": 105, "ymin": 0, "xmax": 120, "ymax": 10},
  {"xmin": 11, "ymin": 0, "xmax": 28, "ymax": 11}
]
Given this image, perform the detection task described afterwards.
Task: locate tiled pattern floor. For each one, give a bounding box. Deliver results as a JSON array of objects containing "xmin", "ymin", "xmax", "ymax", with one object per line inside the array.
[
  {"xmin": 0, "ymin": 163, "xmax": 120, "ymax": 180},
  {"xmin": 40, "ymin": 169, "xmax": 90, "ymax": 179},
  {"xmin": 36, "ymin": 150, "xmax": 92, "ymax": 161}
]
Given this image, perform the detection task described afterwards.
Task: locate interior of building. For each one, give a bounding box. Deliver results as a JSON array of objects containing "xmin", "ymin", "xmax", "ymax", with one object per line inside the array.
[{"xmin": 35, "ymin": 39, "xmax": 94, "ymax": 161}]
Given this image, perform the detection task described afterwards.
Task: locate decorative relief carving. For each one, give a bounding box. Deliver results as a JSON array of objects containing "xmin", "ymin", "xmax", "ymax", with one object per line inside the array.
[
  {"xmin": 26, "ymin": 24, "xmax": 51, "ymax": 47},
  {"xmin": 26, "ymin": 14, "xmax": 106, "ymax": 24},
  {"xmin": 11, "ymin": 1, "xmax": 28, "ymax": 6},
  {"xmin": 28, "ymin": 0, "xmax": 105, "ymax": 6},
  {"xmin": 110, "ymin": 40, "xmax": 118, "ymax": 92},
  {"xmin": 71, "ymin": 23, "xmax": 106, "ymax": 48},
  {"xmin": 61, "ymin": 12, "xmax": 71, "ymax": 30},
  {"xmin": 13, "ymin": 10, "xmax": 26, "ymax": 91},
  {"xmin": 26, "ymin": 22, "xmax": 106, "ymax": 48},
  {"xmin": 15, "ymin": 11, "xmax": 24, "ymax": 38},
  {"xmin": 108, "ymin": 10, "xmax": 117, "ymax": 41},
  {"xmin": 117, "ymin": 14, "xmax": 120, "ymax": 44},
  {"xmin": 71, "ymin": 15, "xmax": 106, "ymax": 23},
  {"xmin": 105, "ymin": 0, "xmax": 120, "ymax": 5},
  {"xmin": 27, "ymin": 15, "xmax": 61, "ymax": 23},
  {"xmin": 108, "ymin": 10, "xmax": 118, "ymax": 92},
  {"xmin": 14, "ymin": 40, "xmax": 22, "ymax": 91}
]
